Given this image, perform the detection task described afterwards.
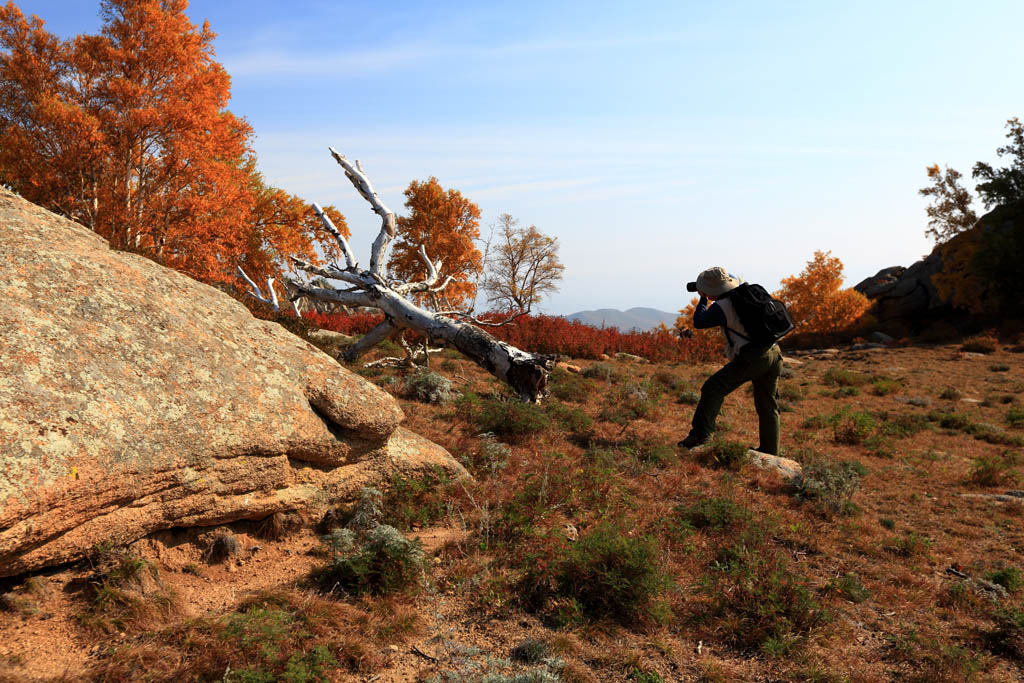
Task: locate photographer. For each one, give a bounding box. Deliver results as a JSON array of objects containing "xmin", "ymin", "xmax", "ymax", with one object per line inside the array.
[{"xmin": 678, "ymin": 267, "xmax": 783, "ymax": 455}]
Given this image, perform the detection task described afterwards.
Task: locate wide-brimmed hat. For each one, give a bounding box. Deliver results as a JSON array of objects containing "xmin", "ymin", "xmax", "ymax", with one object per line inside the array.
[{"xmin": 695, "ymin": 267, "xmax": 742, "ymax": 297}]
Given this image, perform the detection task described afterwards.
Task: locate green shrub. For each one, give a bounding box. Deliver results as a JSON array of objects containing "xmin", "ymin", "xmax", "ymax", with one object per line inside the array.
[
  {"xmin": 599, "ymin": 380, "xmax": 661, "ymax": 427},
  {"xmin": 779, "ymin": 383, "xmax": 806, "ymax": 401},
  {"xmin": 77, "ymin": 547, "xmax": 179, "ymax": 635},
  {"xmin": 470, "ymin": 397, "xmax": 551, "ymax": 442},
  {"xmin": 313, "ymin": 525, "xmax": 424, "ymax": 596},
  {"xmin": 990, "ymin": 364, "xmax": 1011, "ymax": 372},
  {"xmin": 402, "ymin": 370, "xmax": 453, "ymax": 404},
  {"xmin": 653, "ymin": 370, "xmax": 690, "ymax": 392},
  {"xmin": 878, "ymin": 412, "xmax": 931, "ymax": 438},
  {"xmin": 793, "ymin": 457, "xmax": 865, "ymax": 517},
  {"xmin": 547, "ymin": 370, "xmax": 590, "ymax": 403},
  {"xmin": 884, "ymin": 531, "xmax": 933, "ymax": 558},
  {"xmin": 1006, "ymin": 405, "xmax": 1024, "ymax": 428},
  {"xmin": 545, "ymin": 402, "xmax": 594, "ymax": 437},
  {"xmin": 822, "ymin": 368, "xmax": 868, "ymax": 387},
  {"xmin": 801, "ymin": 414, "xmax": 830, "ymax": 430},
  {"xmin": 454, "ymin": 389, "xmax": 483, "ymax": 421},
  {"xmin": 382, "ymin": 471, "xmax": 452, "ymax": 531},
  {"xmin": 832, "ymin": 410, "xmax": 875, "ymax": 445},
  {"xmin": 620, "ymin": 435, "xmax": 676, "ymax": 470},
  {"xmin": 970, "ymin": 451, "xmax": 1021, "ymax": 487},
  {"xmin": 928, "ymin": 410, "xmax": 973, "ymax": 431},
  {"xmin": 468, "ymin": 432, "xmax": 512, "ymax": 476},
  {"xmin": 553, "ymin": 524, "xmax": 670, "ymax": 626},
  {"xmin": 677, "ymin": 390, "xmax": 700, "ymax": 405},
  {"xmin": 986, "ymin": 566, "xmax": 1023, "ymax": 593},
  {"xmin": 674, "ymin": 496, "xmax": 751, "ymax": 533},
  {"xmin": 695, "ymin": 439, "xmax": 749, "ymax": 471},
  {"xmin": 871, "ymin": 377, "xmax": 902, "ymax": 396},
  {"xmin": 510, "ymin": 638, "xmax": 549, "ymax": 664},
  {"xmin": 582, "ymin": 362, "xmax": 621, "ymax": 382},
  {"xmin": 221, "ymin": 605, "xmax": 338, "ymax": 681},
  {"xmin": 939, "ymin": 387, "xmax": 963, "ymax": 400},
  {"xmin": 347, "ymin": 487, "xmax": 383, "ymax": 532},
  {"xmin": 700, "ymin": 533, "xmax": 828, "ymax": 653},
  {"xmin": 832, "ymin": 573, "xmax": 871, "ymax": 604}
]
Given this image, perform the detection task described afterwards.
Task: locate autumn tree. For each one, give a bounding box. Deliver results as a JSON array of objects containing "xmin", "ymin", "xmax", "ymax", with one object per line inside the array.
[
  {"xmin": 973, "ymin": 117, "xmax": 1024, "ymax": 209},
  {"xmin": 919, "ymin": 164, "xmax": 977, "ymax": 244},
  {"xmin": 776, "ymin": 251, "xmax": 870, "ymax": 336},
  {"xmin": 0, "ymin": 0, "xmax": 339, "ymax": 288},
  {"xmin": 483, "ymin": 213, "xmax": 564, "ymax": 313},
  {"xmin": 388, "ymin": 177, "xmax": 482, "ymax": 310}
]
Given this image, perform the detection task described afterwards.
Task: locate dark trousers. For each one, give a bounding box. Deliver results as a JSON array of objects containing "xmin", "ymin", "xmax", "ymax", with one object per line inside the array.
[{"xmin": 689, "ymin": 343, "xmax": 782, "ymax": 454}]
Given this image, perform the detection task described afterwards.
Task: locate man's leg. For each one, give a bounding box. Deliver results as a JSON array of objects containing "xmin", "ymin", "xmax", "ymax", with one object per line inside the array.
[
  {"xmin": 751, "ymin": 345, "xmax": 783, "ymax": 455},
  {"xmin": 685, "ymin": 357, "xmax": 754, "ymax": 446}
]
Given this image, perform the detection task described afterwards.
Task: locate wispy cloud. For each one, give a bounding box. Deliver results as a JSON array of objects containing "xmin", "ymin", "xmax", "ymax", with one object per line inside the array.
[{"xmin": 224, "ymin": 29, "xmax": 695, "ymax": 78}]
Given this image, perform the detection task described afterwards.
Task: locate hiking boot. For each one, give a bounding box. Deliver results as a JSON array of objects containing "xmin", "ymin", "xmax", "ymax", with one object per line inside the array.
[{"xmin": 678, "ymin": 433, "xmax": 708, "ymax": 449}]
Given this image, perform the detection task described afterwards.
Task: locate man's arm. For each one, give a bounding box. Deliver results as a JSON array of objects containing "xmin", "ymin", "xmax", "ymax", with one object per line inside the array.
[{"xmin": 692, "ymin": 295, "xmax": 726, "ymax": 329}]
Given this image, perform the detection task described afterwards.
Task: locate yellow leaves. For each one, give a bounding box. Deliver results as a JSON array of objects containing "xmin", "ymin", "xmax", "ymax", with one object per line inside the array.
[{"xmin": 776, "ymin": 251, "xmax": 870, "ymax": 336}]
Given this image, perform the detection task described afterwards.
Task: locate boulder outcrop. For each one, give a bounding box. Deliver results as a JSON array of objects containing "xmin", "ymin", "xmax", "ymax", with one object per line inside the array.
[
  {"xmin": 853, "ymin": 251, "xmax": 945, "ymax": 324},
  {"xmin": 0, "ymin": 187, "xmax": 465, "ymax": 577}
]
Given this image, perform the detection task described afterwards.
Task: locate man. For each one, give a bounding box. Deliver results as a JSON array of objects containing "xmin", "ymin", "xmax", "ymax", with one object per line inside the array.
[{"xmin": 678, "ymin": 266, "xmax": 783, "ymax": 455}]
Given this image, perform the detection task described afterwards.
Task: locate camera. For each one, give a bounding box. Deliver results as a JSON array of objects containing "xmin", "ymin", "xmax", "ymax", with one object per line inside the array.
[{"xmin": 686, "ymin": 282, "xmax": 698, "ymax": 292}]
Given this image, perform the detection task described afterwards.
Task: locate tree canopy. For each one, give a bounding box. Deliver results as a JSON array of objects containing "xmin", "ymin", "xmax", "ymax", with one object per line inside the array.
[
  {"xmin": 776, "ymin": 251, "xmax": 870, "ymax": 336},
  {"xmin": 919, "ymin": 164, "xmax": 977, "ymax": 244},
  {"xmin": 483, "ymin": 213, "xmax": 564, "ymax": 313},
  {"xmin": 0, "ymin": 0, "xmax": 342, "ymax": 288},
  {"xmin": 973, "ymin": 117, "xmax": 1024, "ymax": 210},
  {"xmin": 388, "ymin": 176, "xmax": 482, "ymax": 310}
]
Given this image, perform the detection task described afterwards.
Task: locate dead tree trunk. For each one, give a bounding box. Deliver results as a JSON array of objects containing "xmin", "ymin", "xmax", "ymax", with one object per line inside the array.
[{"xmin": 243, "ymin": 148, "xmax": 553, "ymax": 402}]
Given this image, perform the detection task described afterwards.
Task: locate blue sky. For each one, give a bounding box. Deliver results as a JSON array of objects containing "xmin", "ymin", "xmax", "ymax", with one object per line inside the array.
[{"xmin": 17, "ymin": 0, "xmax": 1024, "ymax": 314}]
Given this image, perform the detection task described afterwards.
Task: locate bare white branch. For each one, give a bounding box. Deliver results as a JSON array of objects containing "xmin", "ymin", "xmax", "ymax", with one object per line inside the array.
[
  {"xmin": 312, "ymin": 201, "xmax": 357, "ymax": 270},
  {"xmin": 288, "ymin": 280, "xmax": 374, "ymax": 308},
  {"xmin": 238, "ymin": 265, "xmax": 289, "ymax": 314},
  {"xmin": 328, "ymin": 147, "xmax": 397, "ymax": 277},
  {"xmin": 236, "ymin": 148, "xmax": 555, "ymax": 401},
  {"xmin": 289, "ymin": 256, "xmax": 369, "ymax": 287}
]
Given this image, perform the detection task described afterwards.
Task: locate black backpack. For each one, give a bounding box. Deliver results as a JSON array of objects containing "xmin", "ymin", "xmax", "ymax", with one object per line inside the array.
[{"xmin": 724, "ymin": 283, "xmax": 795, "ymax": 346}]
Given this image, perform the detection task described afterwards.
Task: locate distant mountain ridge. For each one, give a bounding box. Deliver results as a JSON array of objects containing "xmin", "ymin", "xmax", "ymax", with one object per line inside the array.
[{"xmin": 563, "ymin": 307, "xmax": 678, "ymax": 332}]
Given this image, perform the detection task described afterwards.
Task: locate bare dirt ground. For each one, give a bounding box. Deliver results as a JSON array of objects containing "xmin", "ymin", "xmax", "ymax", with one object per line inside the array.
[{"xmin": 2, "ymin": 342, "xmax": 1023, "ymax": 682}]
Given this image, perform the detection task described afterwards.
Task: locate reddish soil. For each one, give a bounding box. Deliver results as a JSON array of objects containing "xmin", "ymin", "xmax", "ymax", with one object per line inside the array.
[{"xmin": 2, "ymin": 342, "xmax": 1023, "ymax": 682}]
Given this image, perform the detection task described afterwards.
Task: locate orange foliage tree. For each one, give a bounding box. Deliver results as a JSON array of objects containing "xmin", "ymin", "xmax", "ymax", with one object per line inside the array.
[
  {"xmin": 0, "ymin": 0, "xmax": 341, "ymax": 288},
  {"xmin": 673, "ymin": 296, "xmax": 717, "ymax": 342},
  {"xmin": 388, "ymin": 177, "xmax": 482, "ymax": 309},
  {"xmin": 776, "ymin": 251, "xmax": 870, "ymax": 336}
]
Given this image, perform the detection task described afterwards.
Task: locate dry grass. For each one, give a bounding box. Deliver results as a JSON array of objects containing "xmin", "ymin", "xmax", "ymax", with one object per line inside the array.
[{"xmin": 5, "ymin": 341, "xmax": 1024, "ymax": 682}]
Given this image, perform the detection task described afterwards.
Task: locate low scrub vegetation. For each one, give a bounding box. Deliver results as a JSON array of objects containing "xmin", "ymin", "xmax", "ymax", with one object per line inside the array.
[
  {"xmin": 793, "ymin": 456, "xmax": 867, "ymax": 517},
  {"xmin": 11, "ymin": 333, "xmax": 1024, "ymax": 682}
]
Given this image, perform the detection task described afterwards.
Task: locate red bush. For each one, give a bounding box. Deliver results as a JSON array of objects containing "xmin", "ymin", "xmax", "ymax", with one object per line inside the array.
[
  {"xmin": 479, "ymin": 314, "xmax": 720, "ymax": 363},
  {"xmin": 301, "ymin": 310, "xmax": 720, "ymax": 364},
  {"xmin": 303, "ymin": 311, "xmax": 385, "ymax": 335}
]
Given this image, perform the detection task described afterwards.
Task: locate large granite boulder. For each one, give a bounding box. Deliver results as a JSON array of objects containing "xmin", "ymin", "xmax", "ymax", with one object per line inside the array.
[
  {"xmin": 855, "ymin": 201, "xmax": 1024, "ymax": 326},
  {"xmin": 854, "ymin": 251, "xmax": 945, "ymax": 324},
  {"xmin": 0, "ymin": 187, "xmax": 465, "ymax": 577}
]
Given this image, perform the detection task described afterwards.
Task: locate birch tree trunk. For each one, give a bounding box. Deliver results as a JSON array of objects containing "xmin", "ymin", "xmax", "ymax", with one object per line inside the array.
[{"xmin": 243, "ymin": 148, "xmax": 553, "ymax": 402}]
